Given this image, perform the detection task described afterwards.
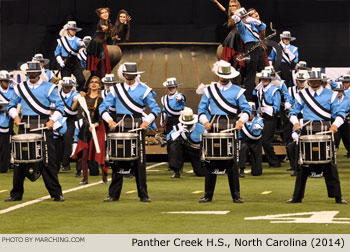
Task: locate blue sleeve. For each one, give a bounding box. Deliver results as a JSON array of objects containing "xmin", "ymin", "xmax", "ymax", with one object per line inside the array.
[
  {"xmin": 289, "ymin": 98, "xmax": 303, "ymax": 117},
  {"xmin": 281, "ymin": 82, "xmax": 293, "ymax": 104},
  {"xmin": 58, "ymin": 121, "xmax": 67, "ymax": 135},
  {"xmin": 332, "ymin": 97, "xmax": 346, "ymax": 120},
  {"xmin": 273, "ymin": 89, "xmax": 281, "ymax": 113},
  {"xmin": 54, "ymin": 43, "xmax": 62, "ymax": 57},
  {"xmin": 256, "ymin": 22, "xmax": 266, "ymax": 31},
  {"xmin": 235, "ymin": 20, "xmax": 246, "ymax": 37},
  {"xmin": 198, "ymin": 93, "xmax": 209, "ymax": 118},
  {"xmin": 268, "ymin": 49, "xmax": 276, "ymax": 62},
  {"xmin": 293, "ymin": 48, "xmax": 299, "ymax": 63},
  {"xmin": 73, "ymin": 127, "xmax": 79, "ymax": 143},
  {"xmin": 99, "ymin": 92, "xmax": 115, "ymax": 115},
  {"xmin": 330, "ymin": 81, "xmax": 338, "ymax": 90},
  {"xmin": 144, "ymin": 91, "xmax": 161, "ymax": 117},
  {"xmin": 48, "ymin": 86, "xmax": 64, "ymax": 115},
  {"xmin": 237, "ymin": 93, "xmax": 252, "ymax": 117},
  {"xmin": 7, "ymin": 92, "xmax": 21, "ymax": 113}
]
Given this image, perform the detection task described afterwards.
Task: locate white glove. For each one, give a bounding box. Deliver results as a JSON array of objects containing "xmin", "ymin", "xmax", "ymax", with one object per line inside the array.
[
  {"xmin": 284, "ymin": 102, "xmax": 292, "ymax": 110},
  {"xmin": 196, "ymin": 83, "xmax": 207, "ymax": 95},
  {"xmin": 176, "ymin": 94, "xmax": 183, "ymax": 101},
  {"xmin": 56, "ymin": 56, "xmax": 65, "ymax": 68},
  {"xmin": 292, "ymin": 132, "xmax": 299, "ymax": 142},
  {"xmin": 232, "ymin": 14, "xmax": 241, "ymax": 23},
  {"xmin": 245, "ymin": 17, "xmax": 261, "ymax": 25},
  {"xmin": 160, "ymin": 112, "xmax": 167, "ymax": 127},
  {"xmin": 253, "ymin": 124, "xmax": 263, "ymax": 130},
  {"xmin": 261, "ymin": 106, "xmax": 273, "ymax": 116}
]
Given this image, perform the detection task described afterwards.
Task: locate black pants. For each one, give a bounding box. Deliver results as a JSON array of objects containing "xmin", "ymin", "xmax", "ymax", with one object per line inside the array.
[
  {"xmin": 204, "ymin": 160, "xmax": 240, "ymax": 200},
  {"xmin": 339, "ymin": 119, "xmax": 350, "ymax": 154},
  {"xmin": 262, "ymin": 114, "xmax": 281, "ymax": 166},
  {"xmin": 165, "ymin": 116, "xmax": 180, "ymax": 135},
  {"xmin": 10, "ymin": 128, "xmax": 62, "ymax": 199},
  {"xmin": 281, "ymin": 110, "xmax": 293, "ymax": 144},
  {"xmin": 108, "ymin": 129, "xmax": 148, "ymax": 200},
  {"xmin": 0, "ymin": 133, "xmax": 10, "ymax": 173},
  {"xmin": 61, "ymin": 57, "xmax": 85, "ymax": 91},
  {"xmin": 61, "ymin": 117, "xmax": 76, "ymax": 168},
  {"xmin": 292, "ymin": 163, "xmax": 342, "ymax": 201},
  {"xmin": 167, "ymin": 140, "xmax": 206, "ymax": 176},
  {"xmin": 239, "ymin": 138, "xmax": 263, "ymax": 176},
  {"xmin": 279, "ymin": 62, "xmax": 295, "ymax": 88},
  {"xmin": 286, "ymin": 141, "xmax": 297, "ymax": 171},
  {"xmin": 243, "ymin": 43, "xmax": 266, "ymax": 101}
]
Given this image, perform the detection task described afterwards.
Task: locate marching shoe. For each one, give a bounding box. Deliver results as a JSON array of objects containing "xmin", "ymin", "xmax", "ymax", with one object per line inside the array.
[
  {"xmin": 171, "ymin": 173, "xmax": 180, "ymax": 178},
  {"xmin": 62, "ymin": 166, "xmax": 71, "ymax": 171},
  {"xmin": 104, "ymin": 196, "xmax": 118, "ymax": 202},
  {"xmin": 233, "ymin": 198, "xmax": 244, "ymax": 203},
  {"xmin": 290, "ymin": 171, "xmax": 297, "ymax": 176},
  {"xmin": 335, "ymin": 197, "xmax": 347, "ymax": 204},
  {"xmin": 199, "ymin": 197, "xmax": 212, "ymax": 203},
  {"xmin": 4, "ymin": 197, "xmax": 22, "ymax": 202},
  {"xmin": 75, "ymin": 173, "xmax": 81, "ymax": 178},
  {"xmin": 140, "ymin": 197, "xmax": 151, "ymax": 202},
  {"xmin": 79, "ymin": 179, "xmax": 88, "ymax": 185},
  {"xmin": 286, "ymin": 167, "xmax": 294, "ymax": 171},
  {"xmin": 286, "ymin": 198, "xmax": 302, "ymax": 203},
  {"xmin": 269, "ymin": 163, "xmax": 281, "ymax": 168},
  {"xmin": 239, "ymin": 169, "xmax": 245, "ymax": 178},
  {"xmin": 54, "ymin": 195, "xmax": 65, "ymax": 202}
]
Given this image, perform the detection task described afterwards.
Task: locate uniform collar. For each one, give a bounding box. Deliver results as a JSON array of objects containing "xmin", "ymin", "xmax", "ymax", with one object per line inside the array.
[
  {"xmin": 0, "ymin": 85, "xmax": 9, "ymax": 93},
  {"xmin": 27, "ymin": 78, "xmax": 43, "ymax": 89},
  {"xmin": 263, "ymin": 83, "xmax": 272, "ymax": 92},
  {"xmin": 61, "ymin": 89, "xmax": 72, "ymax": 98},
  {"xmin": 66, "ymin": 35, "xmax": 75, "ymax": 41},
  {"xmin": 280, "ymin": 41, "xmax": 290, "ymax": 49},
  {"xmin": 308, "ymin": 86, "xmax": 323, "ymax": 96},
  {"xmin": 217, "ymin": 82, "xmax": 232, "ymax": 91},
  {"xmin": 124, "ymin": 81, "xmax": 139, "ymax": 91}
]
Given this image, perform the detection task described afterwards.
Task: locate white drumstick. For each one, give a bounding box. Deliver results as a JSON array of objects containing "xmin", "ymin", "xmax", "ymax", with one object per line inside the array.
[
  {"xmin": 128, "ymin": 127, "xmax": 143, "ymax": 133},
  {"xmin": 220, "ymin": 128, "xmax": 237, "ymax": 133},
  {"xmin": 76, "ymin": 94, "xmax": 100, "ymax": 153},
  {"xmin": 30, "ymin": 127, "xmax": 48, "ymax": 132},
  {"xmin": 315, "ymin": 130, "xmax": 331, "ymax": 135}
]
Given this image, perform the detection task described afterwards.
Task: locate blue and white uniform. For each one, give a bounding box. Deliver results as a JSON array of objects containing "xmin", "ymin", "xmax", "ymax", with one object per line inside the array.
[
  {"xmin": 235, "ymin": 18, "xmax": 266, "ymax": 44},
  {"xmin": 60, "ymin": 89, "xmax": 79, "ymax": 117},
  {"xmin": 269, "ymin": 42, "xmax": 298, "ymax": 66},
  {"xmin": 0, "ymin": 85, "xmax": 15, "ymax": 134},
  {"xmin": 161, "ymin": 91, "xmax": 186, "ymax": 133},
  {"xmin": 54, "ymin": 35, "xmax": 83, "ymax": 59},
  {"xmin": 239, "ymin": 115, "xmax": 264, "ymax": 141}
]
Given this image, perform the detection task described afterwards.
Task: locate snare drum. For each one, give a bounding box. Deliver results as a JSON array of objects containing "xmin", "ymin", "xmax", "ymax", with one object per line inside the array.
[
  {"xmin": 202, "ymin": 133, "xmax": 235, "ymax": 161},
  {"xmin": 11, "ymin": 134, "xmax": 44, "ymax": 163},
  {"xmin": 298, "ymin": 134, "xmax": 333, "ymax": 164},
  {"xmin": 107, "ymin": 133, "xmax": 139, "ymax": 161}
]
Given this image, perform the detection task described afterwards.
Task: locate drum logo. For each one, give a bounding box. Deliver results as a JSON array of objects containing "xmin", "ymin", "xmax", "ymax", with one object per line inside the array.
[
  {"xmin": 117, "ymin": 144, "xmax": 124, "ymax": 148},
  {"xmin": 312, "ymin": 147, "xmax": 319, "ymax": 151},
  {"xmin": 214, "ymin": 143, "xmax": 221, "ymax": 148}
]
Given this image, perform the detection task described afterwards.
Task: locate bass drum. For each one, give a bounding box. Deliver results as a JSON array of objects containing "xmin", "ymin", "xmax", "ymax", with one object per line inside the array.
[{"xmin": 106, "ymin": 45, "xmax": 123, "ymax": 70}]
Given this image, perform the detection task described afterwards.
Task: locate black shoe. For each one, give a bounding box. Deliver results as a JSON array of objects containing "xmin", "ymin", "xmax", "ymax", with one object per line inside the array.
[
  {"xmin": 54, "ymin": 195, "xmax": 65, "ymax": 202},
  {"xmin": 171, "ymin": 173, "xmax": 180, "ymax": 178},
  {"xmin": 75, "ymin": 173, "xmax": 81, "ymax": 178},
  {"xmin": 62, "ymin": 166, "xmax": 71, "ymax": 171},
  {"xmin": 290, "ymin": 171, "xmax": 297, "ymax": 176},
  {"xmin": 233, "ymin": 198, "xmax": 244, "ymax": 203},
  {"xmin": 102, "ymin": 177, "xmax": 108, "ymax": 184},
  {"xmin": 104, "ymin": 196, "xmax": 118, "ymax": 202},
  {"xmin": 239, "ymin": 169, "xmax": 245, "ymax": 178},
  {"xmin": 286, "ymin": 198, "xmax": 302, "ymax": 203},
  {"xmin": 199, "ymin": 197, "xmax": 212, "ymax": 203},
  {"xmin": 335, "ymin": 197, "xmax": 347, "ymax": 204},
  {"xmin": 4, "ymin": 197, "xmax": 22, "ymax": 202},
  {"xmin": 140, "ymin": 197, "xmax": 151, "ymax": 202},
  {"xmin": 286, "ymin": 167, "xmax": 294, "ymax": 171},
  {"xmin": 269, "ymin": 163, "xmax": 281, "ymax": 168},
  {"xmin": 79, "ymin": 179, "xmax": 88, "ymax": 185}
]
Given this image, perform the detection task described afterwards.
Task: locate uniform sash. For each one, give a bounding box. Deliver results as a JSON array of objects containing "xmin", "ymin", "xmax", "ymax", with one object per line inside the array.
[
  {"xmin": 208, "ymin": 84, "xmax": 238, "ymax": 115},
  {"xmin": 114, "ymin": 83, "xmax": 144, "ymax": 116},
  {"xmin": 299, "ymin": 88, "xmax": 331, "ymax": 120}
]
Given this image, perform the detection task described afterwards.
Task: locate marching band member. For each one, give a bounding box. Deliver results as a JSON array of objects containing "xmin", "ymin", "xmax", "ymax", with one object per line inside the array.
[
  {"xmin": 160, "ymin": 77, "xmax": 186, "ymax": 135},
  {"xmin": 292, "ymin": 61, "xmax": 310, "ymax": 86},
  {"xmin": 198, "ymin": 60, "xmax": 251, "ymax": 203},
  {"xmin": 5, "ymin": 61, "xmax": 65, "ymax": 202},
  {"xmin": 338, "ymin": 74, "xmax": 350, "ymax": 157},
  {"xmin": 58, "ymin": 77, "xmax": 79, "ymax": 171},
  {"xmin": 287, "ymin": 69, "xmax": 347, "ymax": 204},
  {"xmin": 77, "ymin": 36, "xmax": 92, "ymax": 70},
  {"xmin": 0, "ymin": 71, "xmax": 15, "ymax": 173},
  {"xmin": 239, "ymin": 102, "xmax": 264, "ymax": 177},
  {"xmin": 166, "ymin": 107, "xmax": 206, "ymax": 178},
  {"xmin": 232, "ymin": 7, "xmax": 267, "ymax": 101},
  {"xmin": 254, "ymin": 70, "xmax": 282, "ymax": 167},
  {"xmin": 99, "ymin": 62, "xmax": 160, "ymax": 202},
  {"xmin": 32, "ymin": 54, "xmax": 54, "ymax": 82},
  {"xmin": 71, "ymin": 76, "xmax": 107, "ymax": 185},
  {"xmin": 101, "ymin": 73, "xmax": 117, "ymax": 121},
  {"xmin": 269, "ymin": 31, "xmax": 299, "ymax": 87},
  {"xmin": 54, "ymin": 21, "xmax": 86, "ymax": 91}
]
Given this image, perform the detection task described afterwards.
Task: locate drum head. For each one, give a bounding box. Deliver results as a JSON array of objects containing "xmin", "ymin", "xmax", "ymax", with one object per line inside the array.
[
  {"xmin": 108, "ymin": 132, "xmax": 139, "ymax": 139},
  {"xmin": 12, "ymin": 133, "xmax": 43, "ymax": 141},
  {"xmin": 203, "ymin": 132, "xmax": 234, "ymax": 138}
]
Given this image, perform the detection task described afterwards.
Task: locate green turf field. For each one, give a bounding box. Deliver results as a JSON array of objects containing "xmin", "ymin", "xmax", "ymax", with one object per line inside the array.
[{"xmin": 0, "ymin": 146, "xmax": 349, "ymax": 234}]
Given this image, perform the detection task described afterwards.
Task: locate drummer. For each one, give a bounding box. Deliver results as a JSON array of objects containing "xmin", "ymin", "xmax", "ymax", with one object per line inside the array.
[
  {"xmin": 198, "ymin": 60, "xmax": 251, "ymax": 203},
  {"xmin": 99, "ymin": 62, "xmax": 160, "ymax": 202},
  {"xmin": 0, "ymin": 71, "xmax": 15, "ymax": 173},
  {"xmin": 5, "ymin": 61, "xmax": 65, "ymax": 202},
  {"xmin": 287, "ymin": 69, "xmax": 347, "ymax": 204}
]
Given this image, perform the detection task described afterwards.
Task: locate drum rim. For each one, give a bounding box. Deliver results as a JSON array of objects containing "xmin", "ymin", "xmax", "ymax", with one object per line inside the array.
[
  {"xmin": 299, "ymin": 134, "xmax": 331, "ymax": 140},
  {"xmin": 12, "ymin": 133, "xmax": 43, "ymax": 140},
  {"xmin": 203, "ymin": 132, "xmax": 234, "ymax": 137},
  {"xmin": 107, "ymin": 132, "xmax": 139, "ymax": 138}
]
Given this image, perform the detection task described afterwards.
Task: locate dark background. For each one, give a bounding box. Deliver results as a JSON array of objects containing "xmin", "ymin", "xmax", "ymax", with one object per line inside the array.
[{"xmin": 0, "ymin": 0, "xmax": 349, "ymax": 70}]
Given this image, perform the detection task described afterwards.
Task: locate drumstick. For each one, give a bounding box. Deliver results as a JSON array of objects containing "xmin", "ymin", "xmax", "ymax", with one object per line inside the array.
[
  {"xmin": 128, "ymin": 127, "xmax": 143, "ymax": 132},
  {"xmin": 315, "ymin": 130, "xmax": 332, "ymax": 135},
  {"xmin": 30, "ymin": 127, "xmax": 48, "ymax": 132},
  {"xmin": 76, "ymin": 94, "xmax": 100, "ymax": 153},
  {"xmin": 301, "ymin": 120, "xmax": 312, "ymax": 128},
  {"xmin": 220, "ymin": 128, "xmax": 237, "ymax": 133}
]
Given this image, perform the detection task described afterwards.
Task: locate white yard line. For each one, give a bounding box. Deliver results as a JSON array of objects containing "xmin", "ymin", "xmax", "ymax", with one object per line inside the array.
[
  {"xmin": 165, "ymin": 211, "xmax": 230, "ymax": 215},
  {"xmin": 0, "ymin": 162, "xmax": 165, "ymax": 215}
]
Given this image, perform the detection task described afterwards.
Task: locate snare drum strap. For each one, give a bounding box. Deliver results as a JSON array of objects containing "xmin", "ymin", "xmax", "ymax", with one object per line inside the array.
[
  {"xmin": 114, "ymin": 84, "xmax": 144, "ymax": 116},
  {"xmin": 208, "ymin": 84, "xmax": 238, "ymax": 115},
  {"xmin": 0, "ymin": 90, "xmax": 10, "ymax": 102},
  {"xmin": 299, "ymin": 89, "xmax": 331, "ymax": 120}
]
